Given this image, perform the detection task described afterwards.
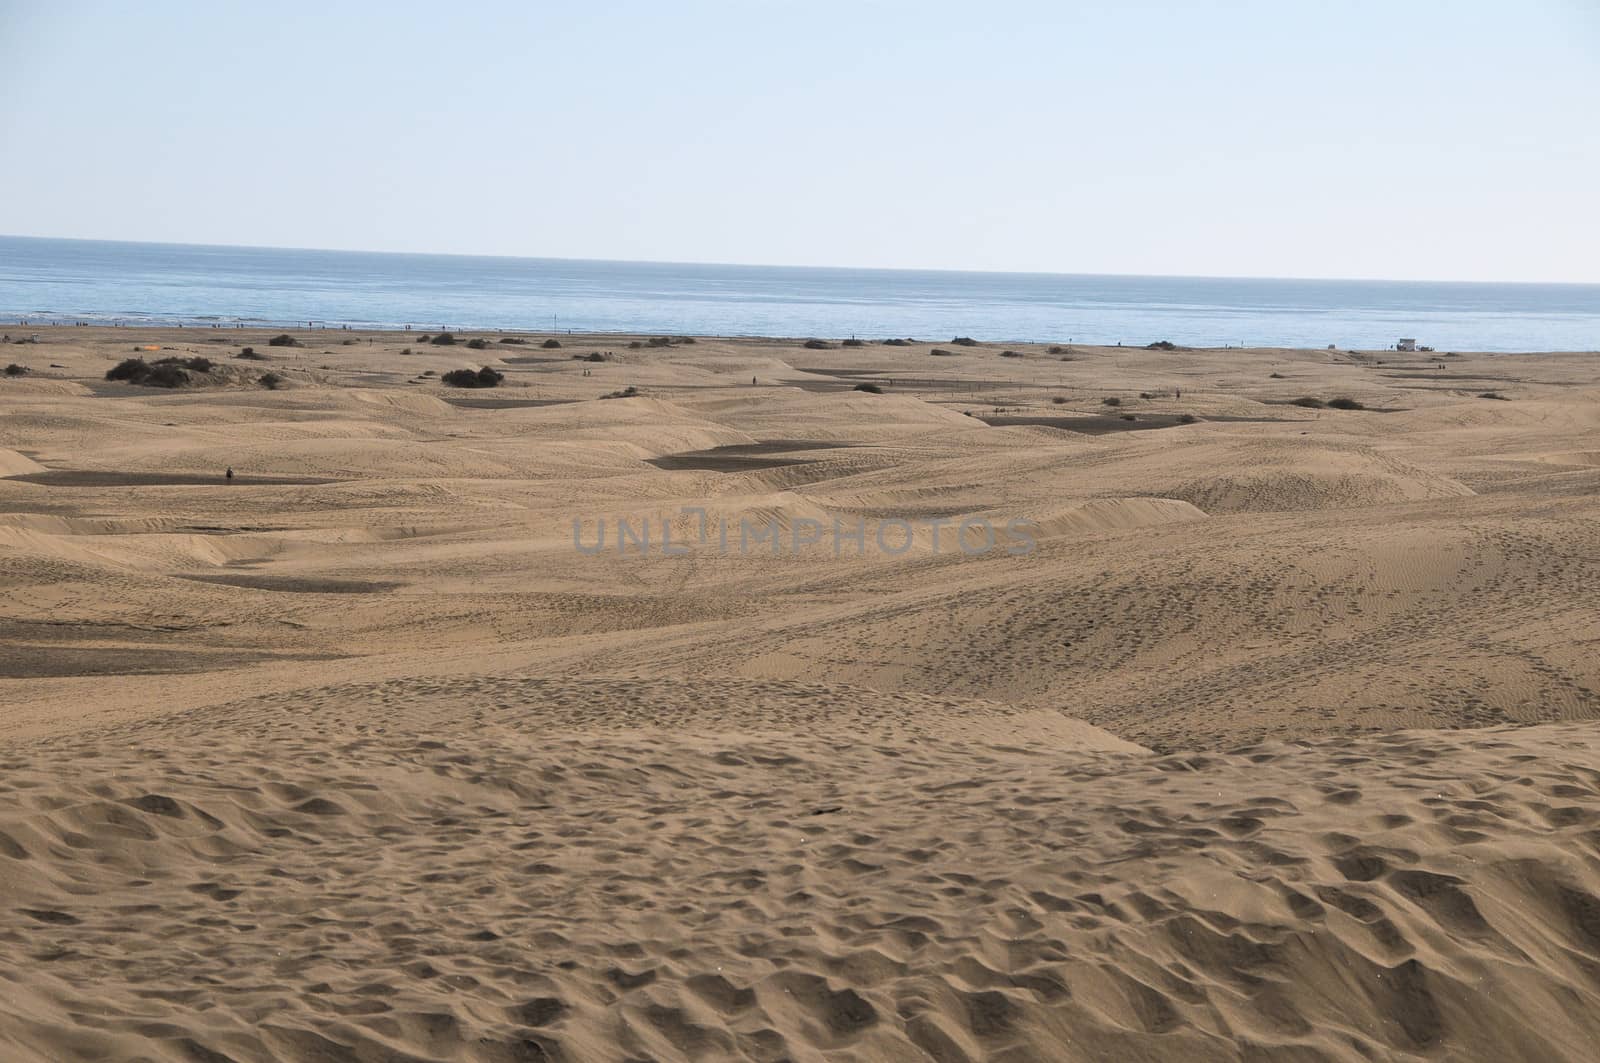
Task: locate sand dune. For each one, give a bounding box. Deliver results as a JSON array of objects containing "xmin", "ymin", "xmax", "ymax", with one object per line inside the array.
[
  {"xmin": 0, "ymin": 448, "xmax": 44, "ymax": 478},
  {"xmin": 6, "ymin": 677, "xmax": 1600, "ymax": 1061},
  {"xmin": 5, "ymin": 328, "xmax": 1600, "ymax": 1060}
]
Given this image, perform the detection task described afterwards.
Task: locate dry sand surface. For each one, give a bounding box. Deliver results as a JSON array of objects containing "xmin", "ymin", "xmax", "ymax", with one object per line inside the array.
[{"xmin": 3, "ymin": 327, "xmax": 1600, "ymax": 1061}]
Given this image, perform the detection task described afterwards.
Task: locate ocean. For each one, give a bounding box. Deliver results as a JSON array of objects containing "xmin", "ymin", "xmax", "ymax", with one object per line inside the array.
[{"xmin": 1, "ymin": 235, "xmax": 1595, "ymax": 352}]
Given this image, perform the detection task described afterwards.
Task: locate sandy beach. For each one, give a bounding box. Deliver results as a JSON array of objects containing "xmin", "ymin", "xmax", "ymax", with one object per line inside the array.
[{"xmin": 4, "ymin": 326, "xmax": 1600, "ymax": 1061}]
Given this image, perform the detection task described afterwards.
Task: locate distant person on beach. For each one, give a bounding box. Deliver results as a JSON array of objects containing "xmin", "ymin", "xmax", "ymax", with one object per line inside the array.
[{"xmin": 225, "ymin": 467, "xmax": 234, "ymax": 482}]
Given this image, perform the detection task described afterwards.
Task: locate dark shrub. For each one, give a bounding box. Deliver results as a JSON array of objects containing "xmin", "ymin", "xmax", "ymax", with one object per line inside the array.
[
  {"xmin": 400, "ymin": 348, "xmax": 413, "ymax": 356},
  {"xmin": 1146, "ymin": 340, "xmax": 1178, "ymax": 351},
  {"xmin": 1139, "ymin": 391, "xmax": 1154, "ymax": 399},
  {"xmin": 1051, "ymin": 396, "xmax": 1067, "ymax": 405},
  {"xmin": 802, "ymin": 339, "xmax": 834, "ymax": 350},
  {"xmin": 107, "ymin": 358, "xmax": 151, "ymax": 381},
  {"xmin": 1269, "ymin": 372, "xmax": 1285, "ymax": 378},
  {"xmin": 1047, "ymin": 345, "xmax": 1069, "ymax": 354},
  {"xmin": 1121, "ymin": 413, "xmax": 1137, "ymax": 421},
  {"xmin": 1000, "ymin": 350, "xmax": 1023, "ymax": 358},
  {"xmin": 582, "ymin": 351, "xmax": 609, "ymax": 362},
  {"xmin": 3, "ymin": 363, "xmax": 27, "ymax": 376},
  {"xmin": 628, "ymin": 340, "xmax": 643, "ymax": 349},
  {"xmin": 156, "ymin": 356, "xmax": 212, "ymax": 372},
  {"xmin": 260, "ymin": 372, "xmax": 283, "ymax": 389},
  {"xmin": 1327, "ymin": 397, "xmax": 1365, "ymax": 410},
  {"xmin": 430, "ymin": 332, "xmax": 457, "ymax": 346},
  {"xmin": 882, "ymin": 338, "xmax": 912, "ymax": 347},
  {"xmin": 1478, "ymin": 391, "xmax": 1509, "ymax": 400},
  {"xmin": 1102, "ymin": 396, "xmax": 1121, "ymax": 407},
  {"xmin": 854, "ymin": 382, "xmax": 883, "ymax": 393},
  {"xmin": 341, "ymin": 338, "xmax": 358, "ymax": 345},
  {"xmin": 417, "ymin": 334, "xmax": 432, "ymax": 343},
  {"xmin": 1291, "ymin": 396, "xmax": 1325, "ymax": 408},
  {"xmin": 153, "ymin": 365, "xmax": 190, "ymax": 387},
  {"xmin": 441, "ymin": 366, "xmax": 504, "ymax": 388},
  {"xmin": 500, "ymin": 336, "xmax": 527, "ymax": 345},
  {"xmin": 1176, "ymin": 413, "xmax": 1198, "ymax": 424},
  {"xmin": 465, "ymin": 338, "xmax": 490, "ymax": 350},
  {"xmin": 677, "ymin": 336, "xmax": 696, "ymax": 344},
  {"xmin": 541, "ymin": 339, "xmax": 562, "ymax": 349},
  {"xmin": 139, "ymin": 364, "xmax": 189, "ymax": 388},
  {"xmin": 267, "ymin": 334, "xmax": 301, "ymax": 347},
  {"xmin": 929, "ymin": 348, "xmax": 955, "ymax": 356},
  {"xmin": 646, "ymin": 337, "xmax": 673, "ymax": 348},
  {"xmin": 601, "ymin": 385, "xmax": 640, "ymax": 399},
  {"xmin": 842, "ymin": 338, "xmax": 865, "ymax": 347},
  {"xmin": 950, "ymin": 336, "xmax": 979, "ymax": 346},
  {"xmin": 238, "ymin": 347, "xmax": 265, "ymax": 360}
]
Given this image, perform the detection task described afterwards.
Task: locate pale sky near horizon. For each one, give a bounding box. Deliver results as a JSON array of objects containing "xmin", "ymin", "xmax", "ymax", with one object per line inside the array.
[{"xmin": 1, "ymin": 0, "xmax": 1596, "ymax": 283}]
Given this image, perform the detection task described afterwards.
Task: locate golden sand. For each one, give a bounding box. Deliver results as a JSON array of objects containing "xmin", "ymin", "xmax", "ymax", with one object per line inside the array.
[{"xmin": 3, "ymin": 327, "xmax": 1600, "ymax": 1060}]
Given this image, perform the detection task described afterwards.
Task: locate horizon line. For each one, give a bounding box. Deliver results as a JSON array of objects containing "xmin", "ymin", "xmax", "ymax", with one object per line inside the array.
[{"xmin": 4, "ymin": 231, "xmax": 1597, "ymax": 290}]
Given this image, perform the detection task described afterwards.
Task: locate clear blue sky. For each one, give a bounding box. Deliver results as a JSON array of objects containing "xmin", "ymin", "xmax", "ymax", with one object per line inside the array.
[{"xmin": 2, "ymin": 0, "xmax": 1596, "ymax": 282}]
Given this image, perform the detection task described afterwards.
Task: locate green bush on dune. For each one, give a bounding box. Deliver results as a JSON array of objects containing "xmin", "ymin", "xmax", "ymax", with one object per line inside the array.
[
  {"xmin": 441, "ymin": 366, "xmax": 504, "ymax": 388},
  {"xmin": 106, "ymin": 358, "xmax": 149, "ymax": 381},
  {"xmin": 107, "ymin": 358, "xmax": 191, "ymax": 388},
  {"xmin": 156, "ymin": 356, "xmax": 212, "ymax": 372}
]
